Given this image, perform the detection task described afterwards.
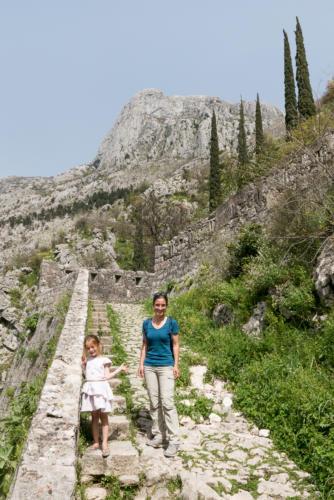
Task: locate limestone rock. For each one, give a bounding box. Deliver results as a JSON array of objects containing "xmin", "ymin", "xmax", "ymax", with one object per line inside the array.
[
  {"xmin": 94, "ymin": 89, "xmax": 284, "ymax": 171},
  {"xmin": 0, "ymin": 325, "xmax": 19, "ymax": 351},
  {"xmin": 54, "ymin": 244, "xmax": 79, "ymax": 268},
  {"xmin": 0, "ymin": 290, "xmax": 10, "ymax": 311},
  {"xmin": 242, "ymin": 301, "xmax": 267, "ymax": 336},
  {"xmin": 257, "ymin": 479, "xmax": 298, "ymax": 497},
  {"xmin": 190, "ymin": 365, "xmax": 207, "ymax": 389},
  {"xmin": 228, "ymin": 491, "xmax": 254, "ymax": 500},
  {"xmin": 212, "ymin": 303, "xmax": 233, "ymax": 326},
  {"xmin": 85, "ymin": 486, "xmax": 107, "ymax": 500},
  {"xmin": 314, "ymin": 235, "xmax": 334, "ymax": 305}
]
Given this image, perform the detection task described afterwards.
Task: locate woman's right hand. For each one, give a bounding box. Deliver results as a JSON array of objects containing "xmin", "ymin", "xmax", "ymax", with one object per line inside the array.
[{"xmin": 138, "ymin": 365, "xmax": 144, "ymax": 378}]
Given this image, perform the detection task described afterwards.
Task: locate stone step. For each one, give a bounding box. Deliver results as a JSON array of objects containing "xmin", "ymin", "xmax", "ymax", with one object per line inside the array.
[
  {"xmin": 113, "ymin": 394, "xmax": 126, "ymax": 413},
  {"xmin": 108, "ymin": 378, "xmax": 122, "ymax": 390},
  {"xmin": 87, "ymin": 328, "xmax": 110, "ymax": 334},
  {"xmin": 108, "ymin": 415, "xmax": 130, "ymax": 439},
  {"xmin": 100, "ymin": 337, "xmax": 113, "ymax": 345},
  {"xmin": 81, "ymin": 441, "xmax": 140, "ymax": 477}
]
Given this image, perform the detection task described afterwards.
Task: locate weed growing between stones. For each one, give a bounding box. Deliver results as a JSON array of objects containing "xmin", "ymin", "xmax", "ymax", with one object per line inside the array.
[
  {"xmin": 100, "ymin": 474, "xmax": 143, "ymax": 500},
  {"xmin": 166, "ymin": 475, "xmax": 182, "ymax": 494}
]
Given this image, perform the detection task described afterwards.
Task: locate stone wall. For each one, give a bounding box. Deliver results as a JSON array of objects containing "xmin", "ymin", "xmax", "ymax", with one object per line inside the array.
[
  {"xmin": 153, "ymin": 130, "xmax": 334, "ymax": 288},
  {"xmin": 10, "ymin": 269, "xmax": 89, "ymax": 500},
  {"xmin": 0, "ymin": 260, "xmax": 78, "ymax": 417},
  {"xmin": 89, "ymin": 268, "xmax": 154, "ymax": 303}
]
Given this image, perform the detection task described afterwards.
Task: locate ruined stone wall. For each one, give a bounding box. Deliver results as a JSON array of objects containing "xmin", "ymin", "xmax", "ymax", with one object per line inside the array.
[
  {"xmin": 10, "ymin": 269, "xmax": 89, "ymax": 500},
  {"xmin": 153, "ymin": 130, "xmax": 334, "ymax": 288},
  {"xmin": 0, "ymin": 260, "xmax": 78, "ymax": 417},
  {"xmin": 89, "ymin": 268, "xmax": 154, "ymax": 303}
]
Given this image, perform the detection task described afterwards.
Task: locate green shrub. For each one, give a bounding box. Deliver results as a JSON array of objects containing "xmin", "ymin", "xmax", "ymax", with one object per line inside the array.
[
  {"xmin": 227, "ymin": 223, "xmax": 263, "ymax": 277},
  {"xmin": 5, "ymin": 388, "xmax": 15, "ymax": 398},
  {"xmin": 24, "ymin": 313, "xmax": 39, "ymax": 333},
  {"xmin": 115, "ymin": 238, "xmax": 134, "ymax": 270},
  {"xmin": 9, "ymin": 288, "xmax": 21, "ymax": 308},
  {"xmin": 27, "ymin": 349, "xmax": 39, "ymax": 363}
]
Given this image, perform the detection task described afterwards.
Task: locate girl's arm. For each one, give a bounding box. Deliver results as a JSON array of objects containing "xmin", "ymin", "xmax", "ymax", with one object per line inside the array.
[
  {"xmin": 104, "ymin": 362, "xmax": 128, "ymax": 380},
  {"xmin": 138, "ymin": 337, "xmax": 148, "ymax": 378},
  {"xmin": 172, "ymin": 334, "xmax": 180, "ymax": 379}
]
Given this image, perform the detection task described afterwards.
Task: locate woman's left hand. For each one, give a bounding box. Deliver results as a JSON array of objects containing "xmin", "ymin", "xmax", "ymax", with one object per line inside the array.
[{"xmin": 173, "ymin": 366, "xmax": 180, "ymax": 379}]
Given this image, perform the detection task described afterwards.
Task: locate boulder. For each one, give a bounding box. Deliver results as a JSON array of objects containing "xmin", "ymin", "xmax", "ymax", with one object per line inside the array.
[
  {"xmin": 212, "ymin": 303, "xmax": 233, "ymax": 326},
  {"xmin": 314, "ymin": 235, "xmax": 334, "ymax": 305},
  {"xmin": 242, "ymin": 301, "xmax": 267, "ymax": 336}
]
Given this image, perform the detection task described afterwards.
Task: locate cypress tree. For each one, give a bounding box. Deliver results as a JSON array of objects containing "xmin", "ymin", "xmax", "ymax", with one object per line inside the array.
[
  {"xmin": 255, "ymin": 93, "xmax": 264, "ymax": 155},
  {"xmin": 237, "ymin": 99, "xmax": 248, "ymax": 164},
  {"xmin": 295, "ymin": 17, "xmax": 316, "ymax": 119},
  {"xmin": 283, "ymin": 29, "xmax": 298, "ymax": 131},
  {"xmin": 209, "ymin": 110, "xmax": 221, "ymax": 211}
]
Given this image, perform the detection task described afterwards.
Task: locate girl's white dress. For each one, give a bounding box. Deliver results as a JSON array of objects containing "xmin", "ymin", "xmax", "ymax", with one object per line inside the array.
[{"xmin": 81, "ymin": 356, "xmax": 114, "ymax": 413}]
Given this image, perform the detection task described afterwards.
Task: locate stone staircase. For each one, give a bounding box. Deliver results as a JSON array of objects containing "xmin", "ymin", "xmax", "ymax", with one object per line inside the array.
[{"xmin": 80, "ymin": 299, "xmax": 140, "ymax": 488}]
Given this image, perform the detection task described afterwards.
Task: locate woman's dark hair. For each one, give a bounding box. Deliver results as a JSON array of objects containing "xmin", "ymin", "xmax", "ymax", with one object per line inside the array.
[{"xmin": 152, "ymin": 292, "xmax": 168, "ymax": 305}]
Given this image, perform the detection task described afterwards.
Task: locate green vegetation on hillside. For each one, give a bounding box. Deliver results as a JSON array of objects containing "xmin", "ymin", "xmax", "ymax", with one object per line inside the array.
[{"xmin": 165, "ymin": 214, "xmax": 334, "ymax": 497}]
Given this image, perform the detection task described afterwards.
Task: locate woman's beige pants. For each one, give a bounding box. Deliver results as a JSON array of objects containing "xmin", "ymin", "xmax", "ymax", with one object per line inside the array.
[{"xmin": 144, "ymin": 365, "xmax": 179, "ymax": 444}]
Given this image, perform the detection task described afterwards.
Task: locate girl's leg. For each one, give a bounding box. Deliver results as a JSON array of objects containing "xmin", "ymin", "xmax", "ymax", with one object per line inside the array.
[
  {"xmin": 91, "ymin": 410, "xmax": 100, "ymax": 446},
  {"xmin": 100, "ymin": 412, "xmax": 109, "ymax": 450}
]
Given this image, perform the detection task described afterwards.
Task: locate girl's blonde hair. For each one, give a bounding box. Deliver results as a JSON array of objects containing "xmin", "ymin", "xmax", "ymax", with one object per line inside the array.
[{"xmin": 84, "ymin": 334, "xmax": 101, "ymax": 354}]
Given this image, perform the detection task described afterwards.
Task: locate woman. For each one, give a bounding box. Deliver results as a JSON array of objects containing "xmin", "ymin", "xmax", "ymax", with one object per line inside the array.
[{"xmin": 138, "ymin": 292, "xmax": 180, "ymax": 457}]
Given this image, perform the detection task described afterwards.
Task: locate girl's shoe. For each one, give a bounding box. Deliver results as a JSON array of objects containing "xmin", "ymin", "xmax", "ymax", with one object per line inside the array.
[{"xmin": 102, "ymin": 447, "xmax": 110, "ymax": 457}]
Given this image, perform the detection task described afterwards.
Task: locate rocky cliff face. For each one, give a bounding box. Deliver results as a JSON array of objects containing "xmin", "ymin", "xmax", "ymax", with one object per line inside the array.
[{"xmin": 93, "ymin": 88, "xmax": 284, "ymax": 170}]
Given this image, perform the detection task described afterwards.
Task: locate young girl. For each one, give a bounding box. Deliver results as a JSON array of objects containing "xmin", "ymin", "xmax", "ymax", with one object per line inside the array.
[{"xmin": 81, "ymin": 334, "xmax": 128, "ymax": 457}]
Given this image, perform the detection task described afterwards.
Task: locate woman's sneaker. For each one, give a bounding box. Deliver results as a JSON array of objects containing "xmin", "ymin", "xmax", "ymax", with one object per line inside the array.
[
  {"xmin": 164, "ymin": 443, "xmax": 179, "ymax": 457},
  {"xmin": 146, "ymin": 436, "xmax": 164, "ymax": 448}
]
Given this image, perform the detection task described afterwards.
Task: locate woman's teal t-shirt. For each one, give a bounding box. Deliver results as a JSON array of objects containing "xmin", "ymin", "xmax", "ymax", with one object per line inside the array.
[{"xmin": 143, "ymin": 317, "xmax": 179, "ymax": 366}]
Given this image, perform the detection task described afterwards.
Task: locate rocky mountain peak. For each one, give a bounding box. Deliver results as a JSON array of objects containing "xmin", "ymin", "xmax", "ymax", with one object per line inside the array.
[{"xmin": 93, "ymin": 88, "xmax": 284, "ymax": 171}]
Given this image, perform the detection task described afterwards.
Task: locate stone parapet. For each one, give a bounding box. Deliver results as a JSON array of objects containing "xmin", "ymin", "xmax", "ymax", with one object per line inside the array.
[
  {"xmin": 10, "ymin": 269, "xmax": 89, "ymax": 500},
  {"xmin": 89, "ymin": 268, "xmax": 154, "ymax": 303}
]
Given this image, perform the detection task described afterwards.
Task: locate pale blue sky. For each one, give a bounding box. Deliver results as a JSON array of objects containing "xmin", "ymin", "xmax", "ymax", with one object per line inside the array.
[{"xmin": 0, "ymin": 0, "xmax": 333, "ymax": 179}]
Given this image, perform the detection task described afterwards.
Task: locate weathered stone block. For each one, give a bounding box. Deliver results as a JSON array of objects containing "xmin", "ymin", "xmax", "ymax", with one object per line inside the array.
[
  {"xmin": 112, "ymin": 394, "xmax": 126, "ymax": 412},
  {"xmin": 81, "ymin": 441, "xmax": 140, "ymax": 476},
  {"xmin": 108, "ymin": 414, "xmax": 130, "ymax": 439}
]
